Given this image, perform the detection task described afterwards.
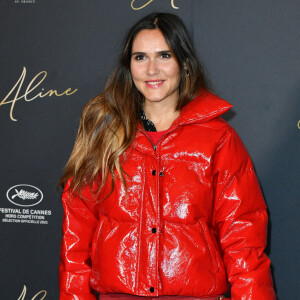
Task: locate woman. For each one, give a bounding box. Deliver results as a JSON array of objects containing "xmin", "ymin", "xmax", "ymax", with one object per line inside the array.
[{"xmin": 58, "ymin": 13, "xmax": 276, "ymax": 300}]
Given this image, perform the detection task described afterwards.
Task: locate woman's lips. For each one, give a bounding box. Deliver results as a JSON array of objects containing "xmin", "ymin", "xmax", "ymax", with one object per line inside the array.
[{"xmin": 145, "ymin": 80, "xmax": 164, "ymax": 89}]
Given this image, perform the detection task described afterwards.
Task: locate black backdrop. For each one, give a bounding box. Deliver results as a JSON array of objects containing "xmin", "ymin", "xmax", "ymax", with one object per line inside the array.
[{"xmin": 0, "ymin": 1, "xmax": 299, "ymax": 299}]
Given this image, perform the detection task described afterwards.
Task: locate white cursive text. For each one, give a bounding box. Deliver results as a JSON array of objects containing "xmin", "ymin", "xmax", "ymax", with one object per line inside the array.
[
  {"xmin": 17, "ymin": 285, "xmax": 47, "ymax": 300},
  {"xmin": 131, "ymin": 0, "xmax": 178, "ymax": 10},
  {"xmin": 0, "ymin": 66, "xmax": 78, "ymax": 121}
]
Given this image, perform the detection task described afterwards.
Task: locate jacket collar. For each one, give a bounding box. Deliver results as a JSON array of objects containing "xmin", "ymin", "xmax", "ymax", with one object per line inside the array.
[
  {"xmin": 131, "ymin": 89, "xmax": 232, "ymax": 154},
  {"xmin": 176, "ymin": 89, "xmax": 233, "ymax": 126}
]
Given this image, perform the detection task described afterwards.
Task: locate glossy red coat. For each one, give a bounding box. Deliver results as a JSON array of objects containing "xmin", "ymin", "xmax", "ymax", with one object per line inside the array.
[{"xmin": 59, "ymin": 90, "xmax": 276, "ymax": 300}]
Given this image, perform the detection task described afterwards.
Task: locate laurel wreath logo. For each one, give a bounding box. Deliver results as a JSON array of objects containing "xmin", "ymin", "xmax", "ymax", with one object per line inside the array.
[
  {"xmin": 12, "ymin": 189, "xmax": 39, "ymax": 200},
  {"xmin": 7, "ymin": 184, "xmax": 43, "ymax": 207}
]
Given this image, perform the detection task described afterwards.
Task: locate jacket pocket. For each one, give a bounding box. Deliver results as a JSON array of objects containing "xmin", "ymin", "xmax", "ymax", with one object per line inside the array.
[
  {"xmin": 91, "ymin": 215, "xmax": 107, "ymax": 265},
  {"xmin": 198, "ymin": 219, "xmax": 222, "ymax": 274}
]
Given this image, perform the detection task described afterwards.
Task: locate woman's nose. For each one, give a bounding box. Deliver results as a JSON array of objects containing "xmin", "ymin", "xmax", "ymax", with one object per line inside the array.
[{"xmin": 147, "ymin": 59, "xmax": 159, "ymax": 75}]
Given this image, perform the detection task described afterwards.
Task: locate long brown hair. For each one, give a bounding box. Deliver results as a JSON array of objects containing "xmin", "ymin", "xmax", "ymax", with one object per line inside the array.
[{"xmin": 58, "ymin": 13, "xmax": 209, "ymax": 197}]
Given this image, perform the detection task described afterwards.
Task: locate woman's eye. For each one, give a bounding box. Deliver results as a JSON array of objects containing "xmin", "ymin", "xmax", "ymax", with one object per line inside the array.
[
  {"xmin": 134, "ymin": 55, "xmax": 145, "ymax": 60},
  {"xmin": 161, "ymin": 52, "xmax": 171, "ymax": 59}
]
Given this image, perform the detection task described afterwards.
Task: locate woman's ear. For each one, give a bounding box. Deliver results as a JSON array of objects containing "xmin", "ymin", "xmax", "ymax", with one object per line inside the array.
[
  {"xmin": 183, "ymin": 61, "xmax": 188, "ymax": 70},
  {"xmin": 183, "ymin": 61, "xmax": 189, "ymax": 76}
]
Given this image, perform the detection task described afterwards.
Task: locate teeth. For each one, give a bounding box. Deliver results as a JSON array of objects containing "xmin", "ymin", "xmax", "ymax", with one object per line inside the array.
[{"xmin": 147, "ymin": 81, "xmax": 162, "ymax": 85}]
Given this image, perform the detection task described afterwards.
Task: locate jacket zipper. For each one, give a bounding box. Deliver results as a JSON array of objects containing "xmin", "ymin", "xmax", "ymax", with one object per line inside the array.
[{"xmin": 138, "ymin": 124, "xmax": 180, "ymax": 153}]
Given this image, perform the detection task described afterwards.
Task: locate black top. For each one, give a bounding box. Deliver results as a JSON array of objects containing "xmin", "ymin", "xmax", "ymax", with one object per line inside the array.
[{"xmin": 139, "ymin": 108, "xmax": 157, "ymax": 132}]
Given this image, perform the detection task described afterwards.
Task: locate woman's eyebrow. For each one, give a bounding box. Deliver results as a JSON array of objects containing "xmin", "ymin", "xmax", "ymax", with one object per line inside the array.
[
  {"xmin": 158, "ymin": 50, "xmax": 171, "ymax": 54},
  {"xmin": 131, "ymin": 50, "xmax": 171, "ymax": 55},
  {"xmin": 131, "ymin": 51, "xmax": 146, "ymax": 56}
]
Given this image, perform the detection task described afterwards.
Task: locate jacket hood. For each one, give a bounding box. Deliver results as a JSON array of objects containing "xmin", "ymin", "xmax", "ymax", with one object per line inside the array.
[{"xmin": 177, "ymin": 89, "xmax": 233, "ymax": 126}]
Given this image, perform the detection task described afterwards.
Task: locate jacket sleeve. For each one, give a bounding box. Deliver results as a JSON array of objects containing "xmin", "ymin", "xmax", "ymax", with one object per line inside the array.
[
  {"xmin": 212, "ymin": 125, "xmax": 276, "ymax": 300},
  {"xmin": 59, "ymin": 178, "xmax": 99, "ymax": 300}
]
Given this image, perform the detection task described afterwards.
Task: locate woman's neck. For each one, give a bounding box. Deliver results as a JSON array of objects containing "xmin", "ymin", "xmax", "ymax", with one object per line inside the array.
[{"xmin": 143, "ymin": 100, "xmax": 180, "ymax": 131}]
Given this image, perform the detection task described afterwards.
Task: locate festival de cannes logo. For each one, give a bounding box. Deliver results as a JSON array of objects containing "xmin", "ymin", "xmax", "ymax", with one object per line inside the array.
[{"xmin": 6, "ymin": 184, "xmax": 43, "ymax": 207}]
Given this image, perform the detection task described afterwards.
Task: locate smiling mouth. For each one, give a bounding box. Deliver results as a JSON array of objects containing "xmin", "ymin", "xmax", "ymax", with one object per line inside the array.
[{"xmin": 145, "ymin": 80, "xmax": 164, "ymax": 88}]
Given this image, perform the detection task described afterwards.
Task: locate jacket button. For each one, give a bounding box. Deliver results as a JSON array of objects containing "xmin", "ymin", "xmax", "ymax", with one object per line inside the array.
[
  {"xmin": 149, "ymin": 287, "xmax": 155, "ymax": 293},
  {"xmin": 152, "ymin": 227, "xmax": 157, "ymax": 233},
  {"xmin": 152, "ymin": 170, "xmax": 156, "ymax": 176},
  {"xmin": 159, "ymin": 171, "xmax": 164, "ymax": 176}
]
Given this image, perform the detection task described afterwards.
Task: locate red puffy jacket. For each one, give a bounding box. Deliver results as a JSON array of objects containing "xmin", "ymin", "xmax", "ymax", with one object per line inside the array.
[{"xmin": 59, "ymin": 90, "xmax": 276, "ymax": 299}]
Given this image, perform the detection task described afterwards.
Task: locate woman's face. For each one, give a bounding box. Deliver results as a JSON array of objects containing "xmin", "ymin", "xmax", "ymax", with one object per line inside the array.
[{"xmin": 130, "ymin": 29, "xmax": 181, "ymax": 107}]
